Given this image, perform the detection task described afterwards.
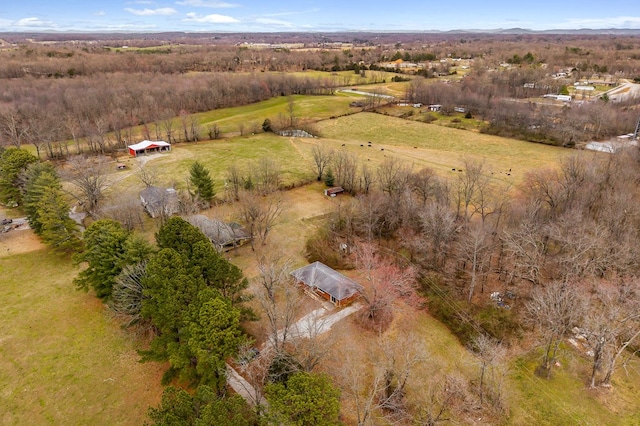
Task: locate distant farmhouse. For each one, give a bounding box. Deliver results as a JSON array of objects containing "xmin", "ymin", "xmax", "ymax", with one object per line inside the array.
[
  {"xmin": 140, "ymin": 186, "xmax": 179, "ymax": 218},
  {"xmin": 185, "ymin": 215, "xmax": 252, "ymax": 252},
  {"xmin": 291, "ymin": 261, "xmax": 363, "ymax": 307},
  {"xmin": 128, "ymin": 140, "xmax": 171, "ymax": 157}
]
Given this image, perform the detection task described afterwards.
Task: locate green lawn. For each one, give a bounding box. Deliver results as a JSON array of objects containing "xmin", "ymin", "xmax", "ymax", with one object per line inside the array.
[
  {"xmin": 509, "ymin": 351, "xmax": 640, "ymax": 425},
  {"xmin": 0, "ymin": 249, "xmax": 163, "ymax": 425},
  {"xmin": 136, "ymin": 133, "xmax": 316, "ymax": 190}
]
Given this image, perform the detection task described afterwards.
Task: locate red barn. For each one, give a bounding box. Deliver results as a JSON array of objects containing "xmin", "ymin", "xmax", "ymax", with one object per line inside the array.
[{"xmin": 128, "ymin": 140, "xmax": 171, "ymax": 157}]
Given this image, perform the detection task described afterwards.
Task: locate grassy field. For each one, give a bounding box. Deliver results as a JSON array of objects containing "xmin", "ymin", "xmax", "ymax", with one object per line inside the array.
[
  {"xmin": 0, "ymin": 247, "xmax": 164, "ymax": 425},
  {"xmin": 509, "ymin": 351, "xmax": 640, "ymax": 425},
  {"xmin": 315, "ymin": 112, "xmax": 575, "ymax": 179}
]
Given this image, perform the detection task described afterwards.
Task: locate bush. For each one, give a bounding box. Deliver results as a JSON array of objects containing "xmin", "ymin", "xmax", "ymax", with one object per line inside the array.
[
  {"xmin": 304, "ymin": 228, "xmax": 351, "ymax": 270},
  {"xmin": 422, "ymin": 113, "xmax": 437, "ymax": 123}
]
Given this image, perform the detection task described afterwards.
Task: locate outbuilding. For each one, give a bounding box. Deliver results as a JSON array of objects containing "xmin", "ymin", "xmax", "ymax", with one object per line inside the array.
[
  {"xmin": 128, "ymin": 140, "xmax": 171, "ymax": 157},
  {"xmin": 324, "ymin": 187, "xmax": 344, "ymax": 197},
  {"xmin": 291, "ymin": 261, "xmax": 363, "ymax": 307}
]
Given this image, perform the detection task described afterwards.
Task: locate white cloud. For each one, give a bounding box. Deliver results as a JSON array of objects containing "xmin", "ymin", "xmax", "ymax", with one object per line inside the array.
[
  {"xmin": 559, "ymin": 16, "xmax": 640, "ymax": 29},
  {"xmin": 14, "ymin": 17, "xmax": 58, "ymax": 28},
  {"xmin": 183, "ymin": 12, "xmax": 239, "ymax": 23},
  {"xmin": 264, "ymin": 8, "xmax": 319, "ymax": 18},
  {"xmin": 94, "ymin": 11, "xmax": 106, "ymax": 16},
  {"xmin": 176, "ymin": 0, "xmax": 239, "ymax": 8},
  {"xmin": 255, "ymin": 17, "xmax": 295, "ymax": 28},
  {"xmin": 124, "ymin": 7, "xmax": 177, "ymax": 16}
]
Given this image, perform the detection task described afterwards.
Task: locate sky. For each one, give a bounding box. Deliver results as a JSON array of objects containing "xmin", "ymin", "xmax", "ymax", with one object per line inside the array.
[{"xmin": 0, "ymin": 0, "xmax": 639, "ymax": 33}]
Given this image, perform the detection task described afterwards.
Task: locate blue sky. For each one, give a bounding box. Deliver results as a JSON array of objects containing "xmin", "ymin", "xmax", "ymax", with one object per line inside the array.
[{"xmin": 0, "ymin": 0, "xmax": 639, "ymax": 32}]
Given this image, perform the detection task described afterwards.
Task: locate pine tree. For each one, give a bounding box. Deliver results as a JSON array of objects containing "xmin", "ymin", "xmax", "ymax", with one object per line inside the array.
[
  {"xmin": 73, "ymin": 219, "xmax": 151, "ymax": 300},
  {"xmin": 0, "ymin": 148, "xmax": 38, "ymax": 206},
  {"xmin": 37, "ymin": 187, "xmax": 81, "ymax": 253},
  {"xmin": 189, "ymin": 161, "xmax": 215, "ymax": 203},
  {"xmin": 23, "ymin": 163, "xmax": 60, "ymax": 236},
  {"xmin": 324, "ymin": 168, "xmax": 335, "ymax": 187}
]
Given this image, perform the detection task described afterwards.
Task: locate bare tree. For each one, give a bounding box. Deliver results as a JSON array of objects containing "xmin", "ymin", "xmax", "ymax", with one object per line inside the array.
[
  {"xmin": 410, "ymin": 167, "xmax": 437, "ymax": 207},
  {"xmin": 457, "ymin": 222, "xmax": 493, "ymax": 301},
  {"xmin": 64, "ymin": 155, "xmax": 111, "ymax": 216},
  {"xmin": 418, "ymin": 202, "xmax": 459, "ymax": 271},
  {"xmin": 525, "ymin": 282, "xmax": 585, "ymax": 378},
  {"xmin": 584, "ymin": 279, "xmax": 640, "ymax": 387},
  {"xmin": 237, "ymin": 191, "xmax": 285, "ymax": 249},
  {"xmin": 255, "ymin": 254, "xmax": 301, "ymax": 353},
  {"xmin": 311, "ymin": 144, "xmax": 333, "ymax": 182},
  {"xmin": 355, "ymin": 243, "xmax": 416, "ymax": 331},
  {"xmin": 359, "ymin": 163, "xmax": 375, "ymax": 194},
  {"xmin": 332, "ymin": 151, "xmax": 358, "ymax": 193},
  {"xmin": 455, "ymin": 158, "xmax": 489, "ymax": 222},
  {"xmin": 100, "ymin": 195, "xmax": 146, "ymax": 231},
  {"xmin": 470, "ymin": 334, "xmax": 507, "ymax": 406},
  {"xmin": 136, "ymin": 161, "xmax": 158, "ymax": 188},
  {"xmin": 338, "ymin": 333, "xmax": 427, "ymax": 425},
  {"xmin": 255, "ymin": 157, "xmax": 281, "ymax": 195},
  {"xmin": 225, "ymin": 164, "xmax": 243, "ymax": 202}
]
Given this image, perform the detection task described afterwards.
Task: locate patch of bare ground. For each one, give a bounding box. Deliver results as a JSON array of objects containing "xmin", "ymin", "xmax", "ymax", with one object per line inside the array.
[{"xmin": 0, "ymin": 226, "xmax": 46, "ymax": 257}]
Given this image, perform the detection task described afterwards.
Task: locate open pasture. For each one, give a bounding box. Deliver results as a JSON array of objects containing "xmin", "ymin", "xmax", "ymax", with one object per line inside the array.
[
  {"xmin": 0, "ymin": 248, "xmax": 164, "ymax": 425},
  {"xmin": 315, "ymin": 112, "xmax": 576, "ymax": 178},
  {"xmin": 194, "ymin": 94, "xmax": 358, "ymax": 134}
]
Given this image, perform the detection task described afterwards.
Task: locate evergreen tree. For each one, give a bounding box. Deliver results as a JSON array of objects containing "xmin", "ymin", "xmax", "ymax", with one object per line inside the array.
[
  {"xmin": 37, "ymin": 187, "xmax": 81, "ymax": 253},
  {"xmin": 265, "ymin": 372, "xmax": 341, "ymax": 426},
  {"xmin": 23, "ymin": 163, "xmax": 60, "ymax": 235},
  {"xmin": 74, "ymin": 219, "xmax": 152, "ymax": 300},
  {"xmin": 324, "ymin": 168, "xmax": 335, "ymax": 187},
  {"xmin": 0, "ymin": 148, "xmax": 38, "ymax": 206},
  {"xmin": 189, "ymin": 161, "xmax": 215, "ymax": 203},
  {"xmin": 156, "ymin": 216, "xmax": 210, "ymax": 257},
  {"xmin": 147, "ymin": 385, "xmax": 256, "ymax": 426},
  {"xmin": 142, "ymin": 218, "xmax": 252, "ymax": 386},
  {"xmin": 188, "ymin": 290, "xmax": 246, "ymax": 389}
]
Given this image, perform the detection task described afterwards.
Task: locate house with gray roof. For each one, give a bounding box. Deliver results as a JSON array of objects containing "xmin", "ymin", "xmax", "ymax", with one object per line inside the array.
[
  {"xmin": 291, "ymin": 261, "xmax": 363, "ymax": 307},
  {"xmin": 139, "ymin": 186, "xmax": 179, "ymax": 218},
  {"xmin": 186, "ymin": 215, "xmax": 251, "ymax": 252}
]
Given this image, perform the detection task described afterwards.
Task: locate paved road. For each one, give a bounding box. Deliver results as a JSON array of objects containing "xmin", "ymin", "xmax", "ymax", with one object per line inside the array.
[{"xmin": 337, "ymin": 88, "xmax": 395, "ymax": 99}]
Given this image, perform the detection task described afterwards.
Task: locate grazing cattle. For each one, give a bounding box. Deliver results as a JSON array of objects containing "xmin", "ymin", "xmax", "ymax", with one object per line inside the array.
[
  {"xmin": 360, "ymin": 144, "xmax": 363, "ymax": 147},
  {"xmin": 341, "ymin": 144, "xmax": 345, "ymax": 146},
  {"xmin": 452, "ymin": 168, "xmax": 456, "ymax": 171},
  {"xmin": 380, "ymin": 148, "xmax": 384, "ymax": 151}
]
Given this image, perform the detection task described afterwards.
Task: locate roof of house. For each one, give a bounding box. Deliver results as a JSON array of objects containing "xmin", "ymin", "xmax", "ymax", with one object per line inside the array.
[
  {"xmin": 139, "ymin": 186, "xmax": 179, "ymax": 217},
  {"xmin": 128, "ymin": 140, "xmax": 170, "ymax": 151},
  {"xmin": 291, "ymin": 261, "xmax": 364, "ymax": 301},
  {"xmin": 186, "ymin": 215, "xmax": 250, "ymax": 247}
]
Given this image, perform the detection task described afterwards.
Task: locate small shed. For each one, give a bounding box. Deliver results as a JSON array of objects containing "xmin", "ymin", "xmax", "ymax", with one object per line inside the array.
[
  {"xmin": 291, "ymin": 261, "xmax": 363, "ymax": 307},
  {"xmin": 128, "ymin": 140, "xmax": 171, "ymax": 157},
  {"xmin": 428, "ymin": 104, "xmax": 442, "ymax": 112},
  {"xmin": 139, "ymin": 186, "xmax": 179, "ymax": 218},
  {"xmin": 324, "ymin": 187, "xmax": 344, "ymax": 197},
  {"xmin": 185, "ymin": 215, "xmax": 251, "ymax": 252}
]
